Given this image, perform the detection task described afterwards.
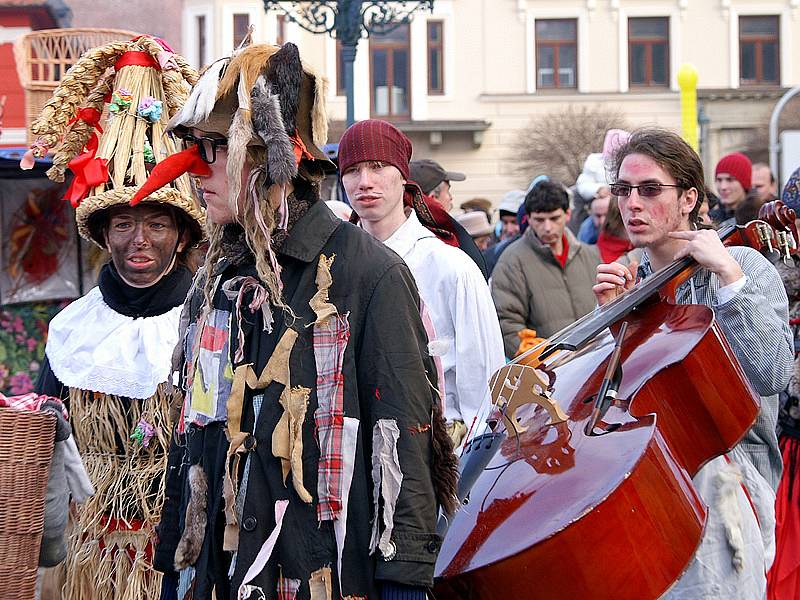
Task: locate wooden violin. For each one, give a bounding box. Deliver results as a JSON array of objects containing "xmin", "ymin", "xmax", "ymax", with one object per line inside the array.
[{"xmin": 432, "ymin": 202, "xmax": 796, "ymax": 600}]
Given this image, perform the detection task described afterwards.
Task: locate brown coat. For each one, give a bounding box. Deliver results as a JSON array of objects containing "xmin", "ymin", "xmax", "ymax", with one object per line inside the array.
[{"xmin": 491, "ymin": 227, "xmax": 601, "ymax": 357}]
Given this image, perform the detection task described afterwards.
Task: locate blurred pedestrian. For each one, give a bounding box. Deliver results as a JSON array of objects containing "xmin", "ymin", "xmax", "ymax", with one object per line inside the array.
[
  {"xmin": 460, "ymin": 197, "xmax": 492, "ymax": 221},
  {"xmin": 456, "ymin": 210, "xmax": 494, "ymax": 251},
  {"xmin": 711, "ymin": 152, "xmax": 752, "ymax": 225},
  {"xmin": 496, "ymin": 189, "xmax": 525, "ymax": 241},
  {"xmin": 596, "ymin": 196, "xmax": 633, "ymax": 263},
  {"xmin": 577, "ymin": 186, "xmax": 611, "ymax": 244},
  {"xmin": 753, "ymin": 162, "xmax": 779, "ymax": 203},
  {"xmin": 409, "ymin": 158, "xmax": 465, "ymax": 213}
]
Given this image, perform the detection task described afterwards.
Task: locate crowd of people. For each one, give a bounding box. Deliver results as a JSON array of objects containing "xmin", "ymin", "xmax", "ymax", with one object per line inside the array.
[{"xmin": 15, "ymin": 32, "xmax": 800, "ymax": 600}]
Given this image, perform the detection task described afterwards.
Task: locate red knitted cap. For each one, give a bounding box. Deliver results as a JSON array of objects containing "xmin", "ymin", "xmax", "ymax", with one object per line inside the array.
[
  {"xmin": 337, "ymin": 119, "xmax": 412, "ymax": 180},
  {"xmin": 715, "ymin": 152, "xmax": 752, "ymax": 191}
]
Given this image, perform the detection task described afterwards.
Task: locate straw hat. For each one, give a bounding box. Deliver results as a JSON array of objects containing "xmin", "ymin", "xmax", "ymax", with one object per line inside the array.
[{"xmin": 24, "ymin": 35, "xmax": 205, "ymax": 248}]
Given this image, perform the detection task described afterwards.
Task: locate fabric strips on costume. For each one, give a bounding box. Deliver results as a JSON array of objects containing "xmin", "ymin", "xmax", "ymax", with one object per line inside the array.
[
  {"xmin": 237, "ymin": 500, "xmax": 289, "ymax": 600},
  {"xmin": 224, "ymin": 329, "xmax": 307, "ymax": 553},
  {"xmin": 311, "ymin": 254, "xmax": 353, "ymax": 521},
  {"xmin": 309, "ymin": 254, "xmax": 359, "ymax": 597},
  {"xmin": 183, "ymin": 307, "xmax": 234, "ymax": 427},
  {"xmin": 370, "ymin": 419, "xmax": 403, "ymax": 561}
]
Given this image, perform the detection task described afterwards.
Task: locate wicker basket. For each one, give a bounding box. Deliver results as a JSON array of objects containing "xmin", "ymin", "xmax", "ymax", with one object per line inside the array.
[
  {"xmin": 0, "ymin": 407, "xmax": 56, "ymax": 600},
  {"xmin": 13, "ymin": 28, "xmax": 140, "ymax": 144}
]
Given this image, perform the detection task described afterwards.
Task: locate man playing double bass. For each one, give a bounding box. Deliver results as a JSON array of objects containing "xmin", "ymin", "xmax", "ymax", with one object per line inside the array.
[{"xmin": 594, "ymin": 128, "xmax": 793, "ymax": 598}]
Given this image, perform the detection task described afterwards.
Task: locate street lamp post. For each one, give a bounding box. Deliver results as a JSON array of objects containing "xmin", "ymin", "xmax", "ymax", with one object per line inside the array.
[{"xmin": 263, "ymin": 1, "xmax": 433, "ymax": 126}]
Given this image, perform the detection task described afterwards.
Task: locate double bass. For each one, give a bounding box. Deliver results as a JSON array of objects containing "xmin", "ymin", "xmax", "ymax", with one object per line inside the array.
[{"xmin": 433, "ymin": 203, "xmax": 797, "ymax": 600}]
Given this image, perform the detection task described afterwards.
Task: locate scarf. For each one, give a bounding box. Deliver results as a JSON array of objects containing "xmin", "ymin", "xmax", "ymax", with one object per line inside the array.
[{"xmin": 98, "ymin": 262, "xmax": 192, "ymax": 318}]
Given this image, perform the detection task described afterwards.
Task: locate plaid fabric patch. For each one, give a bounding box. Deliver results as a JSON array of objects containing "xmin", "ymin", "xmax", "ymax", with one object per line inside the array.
[
  {"xmin": 314, "ymin": 313, "xmax": 350, "ymax": 521},
  {"xmin": 277, "ymin": 575, "xmax": 301, "ymax": 600},
  {"xmin": 0, "ymin": 392, "xmax": 67, "ymax": 418}
]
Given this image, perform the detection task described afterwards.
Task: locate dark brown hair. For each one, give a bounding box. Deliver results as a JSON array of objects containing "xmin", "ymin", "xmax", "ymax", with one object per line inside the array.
[{"xmin": 611, "ymin": 128, "xmax": 705, "ymax": 227}]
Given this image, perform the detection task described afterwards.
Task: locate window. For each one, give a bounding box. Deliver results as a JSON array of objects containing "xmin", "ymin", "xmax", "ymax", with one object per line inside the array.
[
  {"xmin": 370, "ymin": 24, "xmax": 410, "ymax": 118},
  {"xmin": 276, "ymin": 14, "xmax": 287, "ymax": 46},
  {"xmin": 197, "ymin": 15, "xmax": 206, "ymax": 68},
  {"xmin": 628, "ymin": 18, "xmax": 669, "ymax": 87},
  {"xmin": 233, "ymin": 13, "xmax": 250, "ymax": 48},
  {"xmin": 535, "ymin": 19, "xmax": 577, "ymax": 89},
  {"xmin": 427, "ymin": 20, "xmax": 444, "ymax": 95},
  {"xmin": 740, "ymin": 16, "xmax": 779, "ymax": 85}
]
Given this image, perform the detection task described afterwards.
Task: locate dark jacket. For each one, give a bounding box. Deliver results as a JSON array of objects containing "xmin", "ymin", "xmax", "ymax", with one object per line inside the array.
[{"xmin": 162, "ymin": 201, "xmax": 447, "ymax": 599}]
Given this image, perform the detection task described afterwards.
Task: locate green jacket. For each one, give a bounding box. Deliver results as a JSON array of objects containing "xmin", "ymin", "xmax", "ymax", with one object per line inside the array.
[{"xmin": 491, "ymin": 227, "xmax": 601, "ymax": 357}]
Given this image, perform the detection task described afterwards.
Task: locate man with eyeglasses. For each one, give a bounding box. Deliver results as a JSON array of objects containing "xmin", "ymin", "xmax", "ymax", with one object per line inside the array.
[{"xmin": 594, "ymin": 128, "xmax": 792, "ymax": 599}]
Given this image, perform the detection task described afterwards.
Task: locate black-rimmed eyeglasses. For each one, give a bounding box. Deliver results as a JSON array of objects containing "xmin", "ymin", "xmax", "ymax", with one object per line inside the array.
[
  {"xmin": 609, "ymin": 182, "xmax": 684, "ymax": 198},
  {"xmin": 175, "ymin": 132, "xmax": 228, "ymax": 165}
]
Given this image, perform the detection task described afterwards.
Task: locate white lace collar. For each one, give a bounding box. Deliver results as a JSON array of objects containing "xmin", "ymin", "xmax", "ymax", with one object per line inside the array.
[{"xmin": 45, "ymin": 287, "xmax": 182, "ymax": 399}]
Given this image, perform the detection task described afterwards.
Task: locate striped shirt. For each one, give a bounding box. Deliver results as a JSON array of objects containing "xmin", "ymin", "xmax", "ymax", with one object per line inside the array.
[{"xmin": 639, "ymin": 245, "xmax": 794, "ymax": 490}]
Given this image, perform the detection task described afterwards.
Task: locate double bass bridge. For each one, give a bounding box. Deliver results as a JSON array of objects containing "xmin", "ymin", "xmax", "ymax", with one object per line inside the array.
[{"xmin": 489, "ymin": 363, "xmax": 567, "ymax": 436}]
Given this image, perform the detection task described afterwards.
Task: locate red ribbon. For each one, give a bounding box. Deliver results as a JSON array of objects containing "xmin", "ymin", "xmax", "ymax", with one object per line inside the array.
[
  {"xmin": 64, "ymin": 108, "xmax": 109, "ymax": 207},
  {"xmin": 114, "ymin": 50, "xmax": 160, "ymax": 71}
]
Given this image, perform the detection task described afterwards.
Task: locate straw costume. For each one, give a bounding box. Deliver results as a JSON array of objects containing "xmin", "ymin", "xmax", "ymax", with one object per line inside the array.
[
  {"xmin": 137, "ymin": 37, "xmax": 457, "ymax": 600},
  {"xmin": 25, "ymin": 35, "xmax": 203, "ymax": 599}
]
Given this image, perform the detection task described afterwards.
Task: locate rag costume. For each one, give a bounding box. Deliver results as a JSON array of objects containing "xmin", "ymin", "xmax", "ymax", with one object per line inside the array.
[
  {"xmin": 768, "ymin": 171, "xmax": 800, "ymax": 600},
  {"xmin": 138, "ymin": 41, "xmax": 457, "ymax": 600},
  {"xmin": 636, "ymin": 248, "xmax": 793, "ymax": 599},
  {"xmin": 27, "ymin": 35, "xmax": 203, "ymax": 599}
]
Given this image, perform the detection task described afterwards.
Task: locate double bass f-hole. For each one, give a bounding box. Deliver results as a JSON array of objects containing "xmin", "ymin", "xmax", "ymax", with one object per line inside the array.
[{"xmin": 586, "ymin": 321, "xmax": 628, "ymax": 436}]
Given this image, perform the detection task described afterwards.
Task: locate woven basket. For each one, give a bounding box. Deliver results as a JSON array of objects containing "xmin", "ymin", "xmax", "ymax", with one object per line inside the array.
[
  {"xmin": 13, "ymin": 28, "xmax": 140, "ymax": 144},
  {"xmin": 0, "ymin": 407, "xmax": 56, "ymax": 600}
]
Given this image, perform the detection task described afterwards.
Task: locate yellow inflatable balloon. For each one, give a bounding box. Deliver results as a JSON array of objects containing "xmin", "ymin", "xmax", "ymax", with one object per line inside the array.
[{"xmin": 677, "ymin": 64, "xmax": 699, "ymax": 151}]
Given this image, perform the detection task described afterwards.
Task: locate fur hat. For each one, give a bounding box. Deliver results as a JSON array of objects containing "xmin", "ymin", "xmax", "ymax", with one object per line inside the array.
[
  {"xmin": 141, "ymin": 40, "xmax": 334, "ymax": 215},
  {"xmin": 22, "ymin": 35, "xmax": 205, "ymax": 249},
  {"xmin": 715, "ymin": 152, "xmax": 752, "ymax": 191}
]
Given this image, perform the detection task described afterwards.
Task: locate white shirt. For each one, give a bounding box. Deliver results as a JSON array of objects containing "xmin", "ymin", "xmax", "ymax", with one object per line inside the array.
[{"xmin": 384, "ymin": 212, "xmax": 506, "ymax": 432}]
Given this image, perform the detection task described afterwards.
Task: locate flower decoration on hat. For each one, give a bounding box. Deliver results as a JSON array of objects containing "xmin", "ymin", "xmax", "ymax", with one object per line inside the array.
[
  {"xmin": 137, "ymin": 96, "xmax": 163, "ymax": 122},
  {"xmin": 108, "ymin": 88, "xmax": 133, "ymax": 114},
  {"xmin": 19, "ymin": 35, "xmax": 206, "ymax": 248}
]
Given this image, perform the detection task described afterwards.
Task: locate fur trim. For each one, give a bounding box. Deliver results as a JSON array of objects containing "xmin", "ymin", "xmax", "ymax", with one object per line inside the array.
[
  {"xmin": 174, "ymin": 464, "xmax": 208, "ymax": 570},
  {"xmin": 431, "ymin": 390, "xmax": 459, "ymax": 516},
  {"xmin": 311, "ymin": 74, "xmax": 329, "ymax": 148},
  {"xmin": 716, "ymin": 460, "xmax": 746, "ymax": 573},
  {"xmin": 265, "ymin": 43, "xmax": 303, "ymax": 134},
  {"xmin": 169, "ymin": 58, "xmax": 227, "ymax": 129},
  {"xmin": 251, "ymin": 76, "xmax": 297, "ymax": 185},
  {"xmin": 226, "ymin": 106, "xmax": 252, "ymax": 213},
  {"xmin": 218, "ymin": 46, "xmax": 277, "ymax": 106}
]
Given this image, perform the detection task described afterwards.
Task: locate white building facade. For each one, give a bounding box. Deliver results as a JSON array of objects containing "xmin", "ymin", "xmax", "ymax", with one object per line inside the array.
[{"xmin": 182, "ymin": 0, "xmax": 800, "ymax": 205}]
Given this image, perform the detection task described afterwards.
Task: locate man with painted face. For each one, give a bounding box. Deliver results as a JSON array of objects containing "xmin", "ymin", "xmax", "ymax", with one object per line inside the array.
[
  {"xmin": 594, "ymin": 128, "xmax": 793, "ymax": 599},
  {"xmin": 27, "ymin": 36, "xmax": 204, "ymax": 599},
  {"xmin": 135, "ymin": 42, "xmax": 456, "ymax": 600}
]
